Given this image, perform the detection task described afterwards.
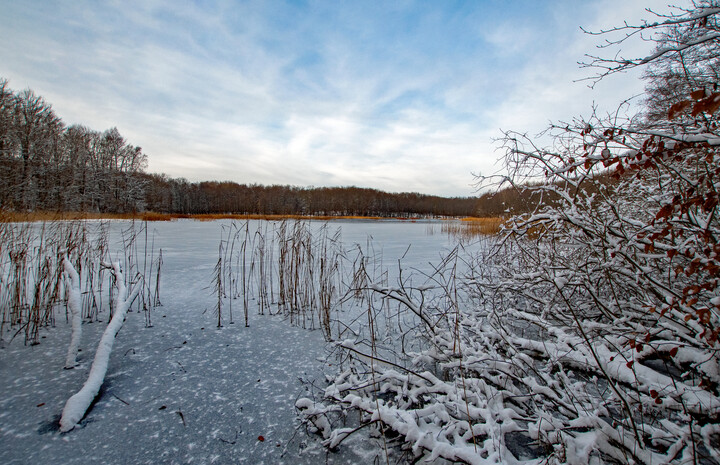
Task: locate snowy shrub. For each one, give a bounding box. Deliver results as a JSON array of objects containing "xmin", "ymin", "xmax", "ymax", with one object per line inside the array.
[{"xmin": 297, "ymin": 3, "xmax": 720, "ymax": 463}]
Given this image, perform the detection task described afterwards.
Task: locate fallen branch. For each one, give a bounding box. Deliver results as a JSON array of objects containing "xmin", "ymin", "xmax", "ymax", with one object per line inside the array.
[
  {"xmin": 59, "ymin": 261, "xmax": 140, "ymax": 432},
  {"xmin": 63, "ymin": 256, "xmax": 82, "ymax": 369}
]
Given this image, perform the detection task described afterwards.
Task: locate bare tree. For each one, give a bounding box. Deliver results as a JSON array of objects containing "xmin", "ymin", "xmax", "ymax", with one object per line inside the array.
[{"xmin": 13, "ymin": 89, "xmax": 63, "ymax": 210}]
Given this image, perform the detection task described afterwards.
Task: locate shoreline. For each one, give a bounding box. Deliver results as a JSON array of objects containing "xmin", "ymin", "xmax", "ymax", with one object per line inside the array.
[{"xmin": 0, "ymin": 211, "xmax": 500, "ymax": 223}]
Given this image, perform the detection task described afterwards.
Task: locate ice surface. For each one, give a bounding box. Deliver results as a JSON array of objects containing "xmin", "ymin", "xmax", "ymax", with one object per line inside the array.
[{"xmin": 0, "ymin": 219, "xmax": 464, "ymax": 464}]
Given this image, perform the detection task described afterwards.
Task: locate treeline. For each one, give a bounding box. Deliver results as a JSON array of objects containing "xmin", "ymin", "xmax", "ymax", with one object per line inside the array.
[
  {"xmin": 142, "ymin": 176, "xmax": 479, "ymax": 216},
  {"xmin": 0, "ymin": 80, "xmax": 147, "ymax": 212},
  {"xmin": 0, "ymin": 77, "xmax": 526, "ymax": 217}
]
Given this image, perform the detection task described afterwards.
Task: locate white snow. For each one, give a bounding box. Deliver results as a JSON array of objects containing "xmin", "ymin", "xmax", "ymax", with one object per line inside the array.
[
  {"xmin": 0, "ymin": 218, "xmax": 462, "ymax": 464},
  {"xmin": 63, "ymin": 256, "xmax": 83, "ymax": 370},
  {"xmin": 59, "ymin": 261, "xmax": 141, "ymax": 432}
]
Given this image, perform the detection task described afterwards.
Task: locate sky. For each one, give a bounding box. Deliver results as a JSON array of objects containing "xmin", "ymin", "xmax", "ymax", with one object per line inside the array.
[{"xmin": 0, "ymin": 0, "xmax": 672, "ymax": 196}]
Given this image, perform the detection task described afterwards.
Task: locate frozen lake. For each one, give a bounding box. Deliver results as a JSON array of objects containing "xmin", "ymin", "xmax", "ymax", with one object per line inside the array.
[
  {"xmin": 0, "ymin": 218, "xmax": 482, "ymax": 464},
  {"xmin": 154, "ymin": 218, "xmax": 466, "ymax": 276}
]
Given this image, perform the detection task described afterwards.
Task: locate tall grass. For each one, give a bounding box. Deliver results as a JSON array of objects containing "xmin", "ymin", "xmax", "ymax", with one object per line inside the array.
[
  {"xmin": 215, "ymin": 220, "xmax": 347, "ymax": 338},
  {"xmin": 439, "ymin": 217, "xmax": 503, "ymax": 240},
  {"xmin": 214, "ymin": 218, "xmax": 467, "ymax": 344},
  {"xmin": 0, "ymin": 219, "xmax": 160, "ymax": 345}
]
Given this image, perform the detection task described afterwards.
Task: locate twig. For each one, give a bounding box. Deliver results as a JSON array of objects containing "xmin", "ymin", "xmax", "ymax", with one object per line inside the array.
[{"xmin": 111, "ymin": 392, "xmax": 130, "ymax": 405}]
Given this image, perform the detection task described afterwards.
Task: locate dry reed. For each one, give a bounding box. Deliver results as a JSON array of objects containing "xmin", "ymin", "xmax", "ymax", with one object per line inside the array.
[
  {"xmin": 0, "ymin": 219, "xmax": 159, "ymax": 344},
  {"xmin": 214, "ymin": 220, "xmax": 345, "ymax": 338},
  {"xmin": 439, "ymin": 217, "xmax": 504, "ymax": 239}
]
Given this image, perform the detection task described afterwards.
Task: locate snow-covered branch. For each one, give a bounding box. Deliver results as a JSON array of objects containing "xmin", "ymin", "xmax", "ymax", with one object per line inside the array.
[
  {"xmin": 63, "ymin": 256, "xmax": 82, "ymax": 369},
  {"xmin": 59, "ymin": 261, "xmax": 140, "ymax": 432},
  {"xmin": 579, "ymin": 5, "xmax": 720, "ymax": 82}
]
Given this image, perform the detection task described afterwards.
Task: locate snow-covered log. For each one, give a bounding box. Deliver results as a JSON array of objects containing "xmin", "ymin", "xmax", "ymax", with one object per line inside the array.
[
  {"xmin": 63, "ymin": 256, "xmax": 82, "ymax": 369},
  {"xmin": 59, "ymin": 261, "xmax": 140, "ymax": 433}
]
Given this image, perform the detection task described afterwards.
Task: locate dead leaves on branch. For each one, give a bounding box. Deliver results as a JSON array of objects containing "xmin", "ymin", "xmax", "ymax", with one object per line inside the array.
[
  {"xmin": 668, "ymin": 89, "xmax": 720, "ymax": 120},
  {"xmin": 553, "ymin": 87, "xmax": 720, "ymax": 351},
  {"xmin": 668, "ymin": 100, "xmax": 693, "ymax": 120}
]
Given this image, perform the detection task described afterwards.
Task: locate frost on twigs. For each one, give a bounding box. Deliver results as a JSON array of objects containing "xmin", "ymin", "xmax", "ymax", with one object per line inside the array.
[
  {"xmin": 579, "ymin": 4, "xmax": 720, "ymax": 85},
  {"xmin": 299, "ymin": 4, "xmax": 720, "ymax": 463},
  {"xmin": 296, "ymin": 251, "xmax": 556, "ymax": 464},
  {"xmin": 298, "ymin": 217, "xmax": 720, "ymax": 463},
  {"xmin": 59, "ymin": 261, "xmax": 140, "ymax": 433}
]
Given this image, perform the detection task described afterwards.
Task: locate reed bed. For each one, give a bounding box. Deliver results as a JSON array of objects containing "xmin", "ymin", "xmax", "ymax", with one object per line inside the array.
[
  {"xmin": 207, "ymin": 218, "xmax": 483, "ymax": 461},
  {"xmin": 215, "ymin": 220, "xmax": 346, "ymax": 339},
  {"xmin": 0, "ymin": 219, "xmax": 160, "ymax": 345},
  {"xmin": 0, "ymin": 211, "xmax": 177, "ymax": 223},
  {"xmin": 438, "ymin": 217, "xmax": 504, "ymax": 239},
  {"xmin": 213, "ymin": 218, "xmax": 468, "ymax": 346}
]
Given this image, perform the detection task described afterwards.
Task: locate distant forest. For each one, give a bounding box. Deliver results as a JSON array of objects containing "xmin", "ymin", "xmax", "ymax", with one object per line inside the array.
[{"xmin": 0, "ymin": 79, "xmax": 525, "ymax": 217}]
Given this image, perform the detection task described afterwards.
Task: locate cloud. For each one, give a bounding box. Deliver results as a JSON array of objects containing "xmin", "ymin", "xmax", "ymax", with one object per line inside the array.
[{"xmin": 0, "ymin": 0, "xmax": 670, "ymax": 196}]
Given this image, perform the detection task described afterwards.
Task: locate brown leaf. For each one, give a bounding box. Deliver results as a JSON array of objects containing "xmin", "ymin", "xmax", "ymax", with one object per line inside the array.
[
  {"xmin": 705, "ymin": 93, "xmax": 720, "ymax": 114},
  {"xmin": 704, "ymin": 196, "xmax": 719, "ymax": 212},
  {"xmin": 691, "ymin": 89, "xmax": 706, "ymax": 100},
  {"xmin": 692, "ymin": 93, "xmax": 720, "ymax": 116},
  {"xmin": 655, "ymin": 204, "xmax": 674, "ymax": 220},
  {"xmin": 668, "ymin": 100, "xmax": 691, "ymax": 120},
  {"xmin": 684, "ymin": 285, "xmax": 700, "ymax": 296}
]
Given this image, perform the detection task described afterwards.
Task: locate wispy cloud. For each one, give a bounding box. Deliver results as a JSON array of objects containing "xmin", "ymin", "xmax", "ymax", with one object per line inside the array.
[{"xmin": 0, "ymin": 0, "xmax": 669, "ymax": 195}]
